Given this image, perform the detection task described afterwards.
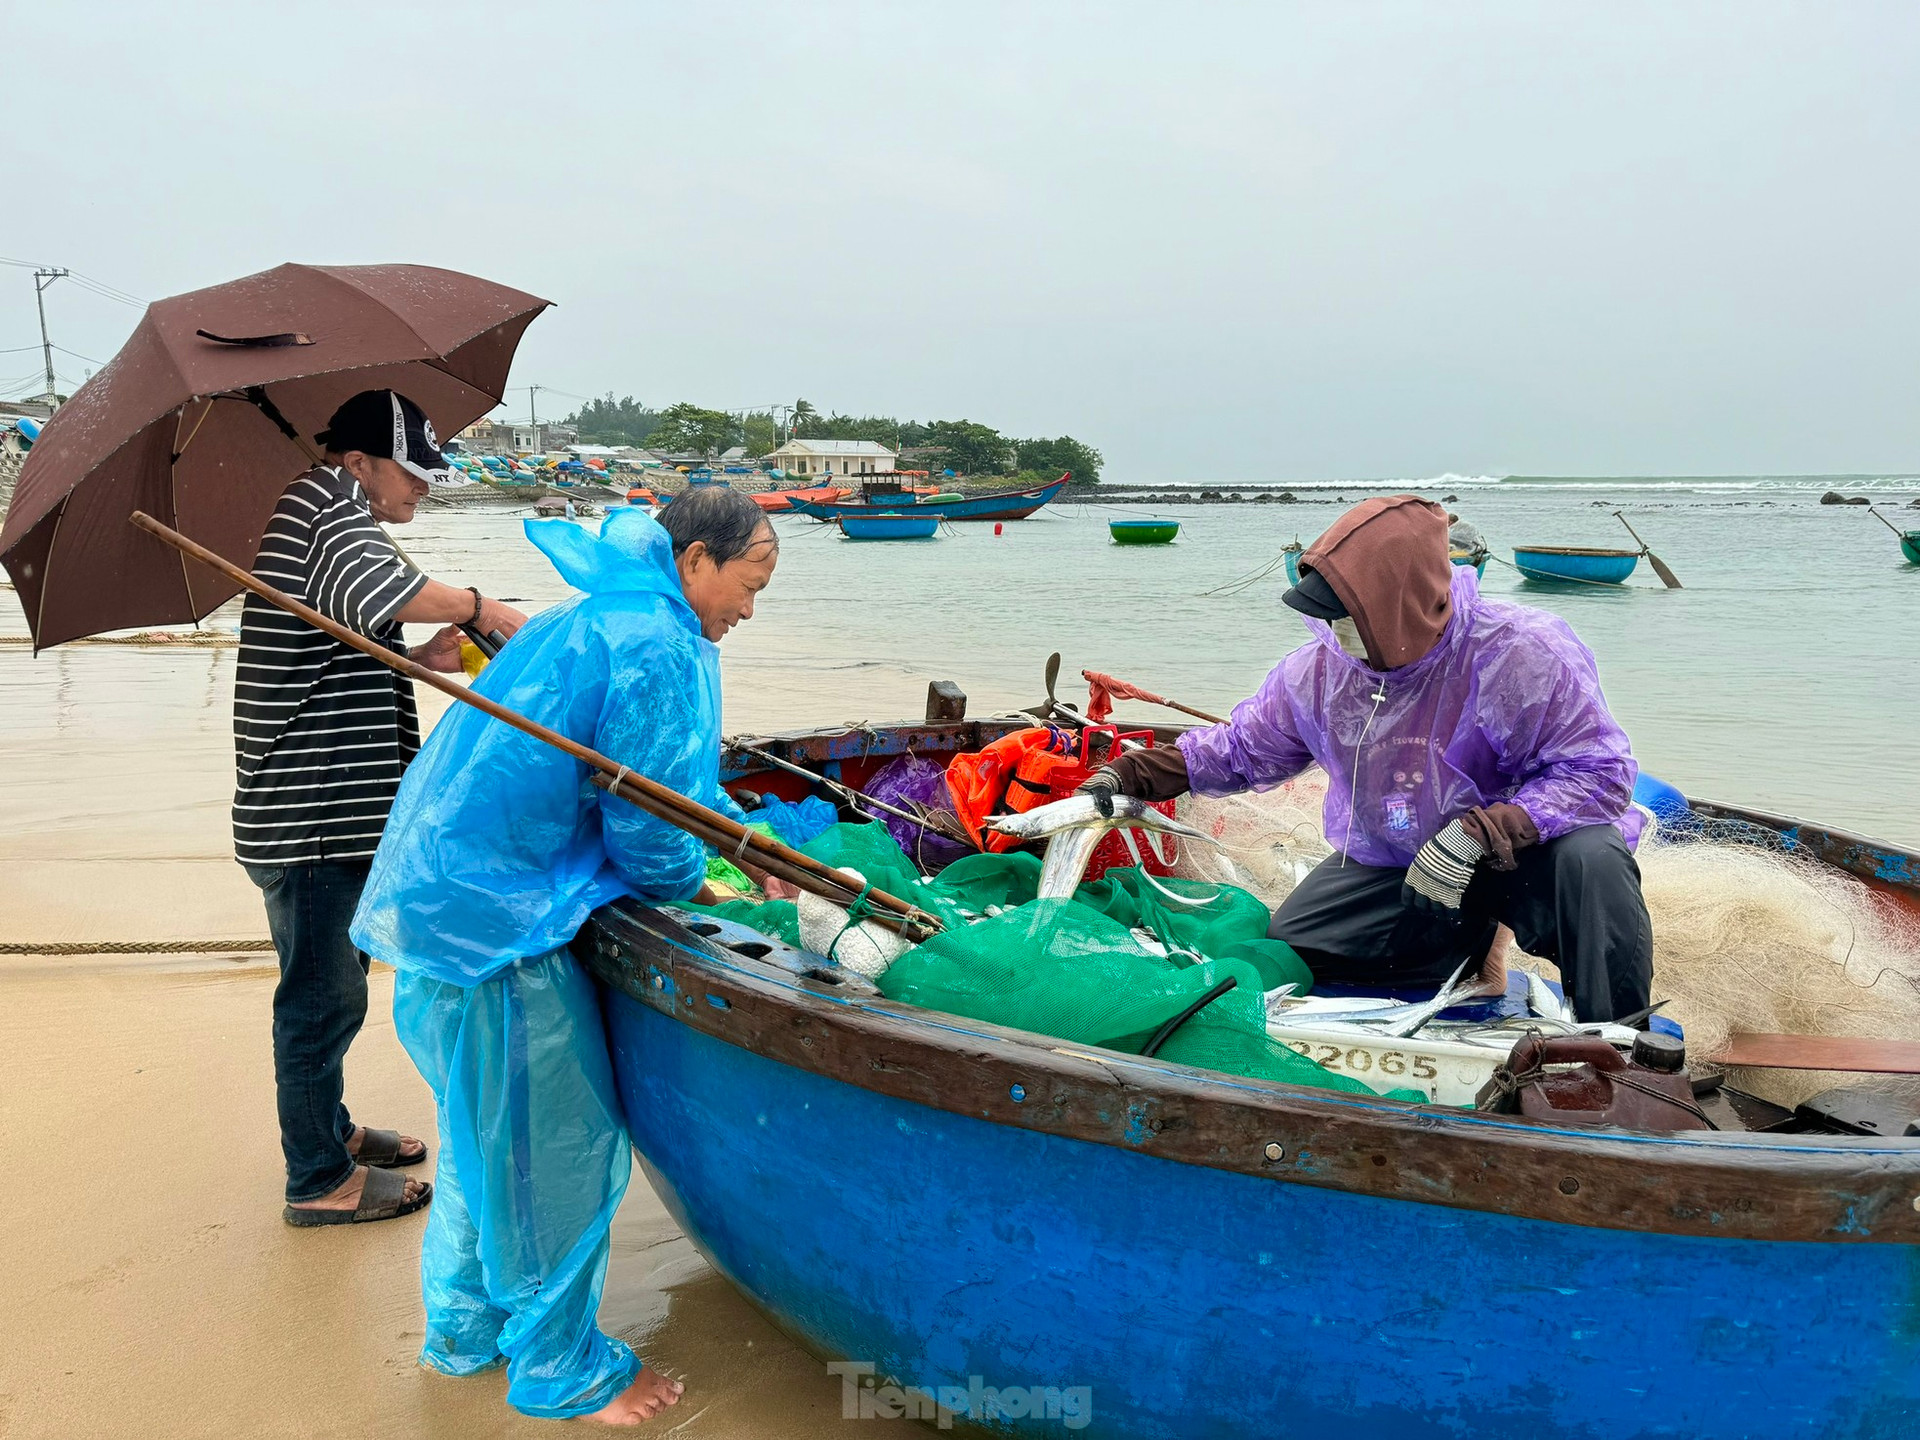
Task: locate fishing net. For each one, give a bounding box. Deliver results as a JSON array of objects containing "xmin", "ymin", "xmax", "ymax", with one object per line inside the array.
[
  {"xmin": 1170, "ymin": 769, "xmax": 1334, "ymax": 908},
  {"xmin": 701, "ymin": 821, "xmax": 1399, "ymax": 1097},
  {"xmin": 1163, "ymin": 769, "xmax": 1920, "ymax": 1108},
  {"xmin": 1630, "ymin": 838, "xmax": 1920, "ymax": 1107}
]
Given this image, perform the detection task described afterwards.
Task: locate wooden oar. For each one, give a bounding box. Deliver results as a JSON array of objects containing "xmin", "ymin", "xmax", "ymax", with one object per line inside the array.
[
  {"xmin": 1612, "ymin": 512, "xmax": 1683, "ymax": 589},
  {"xmin": 1708, "ymin": 1032, "xmax": 1920, "ymax": 1075},
  {"xmin": 127, "ymin": 511, "xmax": 943, "ymax": 941},
  {"xmin": 1867, "ymin": 506, "xmax": 1909, "ymax": 537}
]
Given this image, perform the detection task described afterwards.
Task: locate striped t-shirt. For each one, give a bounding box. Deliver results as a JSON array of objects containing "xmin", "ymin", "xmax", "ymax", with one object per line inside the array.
[{"xmin": 232, "ymin": 467, "xmax": 428, "ymax": 866}]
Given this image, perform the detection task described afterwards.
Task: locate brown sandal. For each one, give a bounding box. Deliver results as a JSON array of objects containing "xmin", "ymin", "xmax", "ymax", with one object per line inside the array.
[
  {"xmin": 284, "ymin": 1165, "xmax": 432, "ymax": 1227},
  {"xmin": 350, "ymin": 1126, "xmax": 427, "ymax": 1168}
]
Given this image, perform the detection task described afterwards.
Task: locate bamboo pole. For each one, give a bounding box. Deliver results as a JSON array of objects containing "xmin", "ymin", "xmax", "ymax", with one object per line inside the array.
[{"xmin": 127, "ymin": 511, "xmax": 942, "ymax": 940}]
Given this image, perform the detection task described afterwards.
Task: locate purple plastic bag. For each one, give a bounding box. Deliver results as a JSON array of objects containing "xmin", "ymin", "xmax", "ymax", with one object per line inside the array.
[
  {"xmin": 1179, "ymin": 567, "xmax": 1642, "ymax": 868},
  {"xmin": 865, "ymin": 753, "xmax": 973, "ymax": 874}
]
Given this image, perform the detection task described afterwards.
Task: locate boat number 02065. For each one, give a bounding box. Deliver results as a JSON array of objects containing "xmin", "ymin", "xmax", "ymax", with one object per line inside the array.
[{"xmin": 1280, "ymin": 1041, "xmax": 1438, "ymax": 1080}]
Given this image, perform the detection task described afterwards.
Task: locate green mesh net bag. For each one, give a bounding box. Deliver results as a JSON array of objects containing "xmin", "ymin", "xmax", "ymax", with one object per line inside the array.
[{"xmin": 676, "ymin": 822, "xmax": 1413, "ymax": 1100}]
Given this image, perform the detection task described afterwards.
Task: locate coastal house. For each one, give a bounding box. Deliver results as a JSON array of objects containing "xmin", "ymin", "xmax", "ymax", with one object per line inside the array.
[
  {"xmin": 460, "ymin": 418, "xmax": 578, "ymax": 455},
  {"xmin": 764, "ymin": 438, "xmax": 898, "ymax": 477}
]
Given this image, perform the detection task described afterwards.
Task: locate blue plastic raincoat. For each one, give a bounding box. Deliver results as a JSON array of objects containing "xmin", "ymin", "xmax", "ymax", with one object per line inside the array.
[
  {"xmin": 350, "ymin": 509, "xmax": 731, "ymax": 1418},
  {"xmin": 1178, "ymin": 566, "xmax": 1641, "ymax": 868}
]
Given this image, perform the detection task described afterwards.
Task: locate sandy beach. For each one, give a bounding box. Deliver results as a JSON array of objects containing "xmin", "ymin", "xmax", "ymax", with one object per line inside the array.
[{"xmin": 0, "ymin": 951, "xmax": 903, "ymax": 1440}]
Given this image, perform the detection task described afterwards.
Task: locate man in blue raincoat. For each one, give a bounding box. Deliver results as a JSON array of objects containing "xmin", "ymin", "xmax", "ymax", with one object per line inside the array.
[{"xmin": 351, "ymin": 489, "xmax": 777, "ymax": 1425}]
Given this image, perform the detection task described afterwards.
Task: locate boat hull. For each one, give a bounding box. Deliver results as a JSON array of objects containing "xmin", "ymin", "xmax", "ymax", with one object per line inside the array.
[
  {"xmin": 791, "ymin": 478, "xmax": 1067, "ymax": 523},
  {"xmin": 1901, "ymin": 532, "xmax": 1920, "ymax": 565},
  {"xmin": 598, "ymin": 962, "xmax": 1919, "ymax": 1440},
  {"xmin": 1109, "ymin": 519, "xmax": 1179, "ymax": 545},
  {"xmin": 1513, "ymin": 548, "xmax": 1640, "ymax": 584},
  {"xmin": 840, "ymin": 514, "xmax": 937, "ymax": 540},
  {"xmin": 754, "ymin": 484, "xmax": 849, "ymax": 513}
]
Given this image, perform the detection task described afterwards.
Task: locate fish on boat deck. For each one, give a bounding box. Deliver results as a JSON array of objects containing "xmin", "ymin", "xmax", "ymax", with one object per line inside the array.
[{"xmin": 989, "ymin": 794, "xmax": 1220, "ymax": 900}]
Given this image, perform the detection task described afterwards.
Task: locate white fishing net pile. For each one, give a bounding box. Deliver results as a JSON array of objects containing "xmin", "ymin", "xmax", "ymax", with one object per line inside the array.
[
  {"xmin": 1176, "ymin": 773, "xmax": 1920, "ymax": 1109},
  {"xmin": 1172, "ymin": 771, "xmax": 1334, "ymax": 905}
]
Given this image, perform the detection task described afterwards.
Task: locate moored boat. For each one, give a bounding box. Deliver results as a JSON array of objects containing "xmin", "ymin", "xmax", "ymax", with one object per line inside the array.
[
  {"xmin": 838, "ymin": 513, "xmax": 938, "ymax": 540},
  {"xmin": 1902, "ymin": 532, "xmax": 1920, "ymax": 565},
  {"xmin": 791, "ymin": 477, "xmax": 1068, "ymax": 524},
  {"xmin": 581, "ymin": 714, "xmax": 1920, "ymax": 1439},
  {"xmin": 1451, "ymin": 547, "xmax": 1489, "ymax": 576},
  {"xmin": 1109, "ymin": 518, "xmax": 1179, "ymax": 545},
  {"xmin": 753, "ymin": 483, "xmax": 850, "ymax": 513},
  {"xmin": 1513, "ymin": 546, "xmax": 1641, "ymax": 584}
]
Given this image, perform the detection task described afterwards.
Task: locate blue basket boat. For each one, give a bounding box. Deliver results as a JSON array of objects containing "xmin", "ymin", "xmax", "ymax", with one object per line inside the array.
[
  {"xmin": 839, "ymin": 514, "xmax": 937, "ymax": 541},
  {"xmin": 579, "ymin": 717, "xmax": 1920, "ymax": 1440},
  {"xmin": 1513, "ymin": 546, "xmax": 1640, "ymax": 584}
]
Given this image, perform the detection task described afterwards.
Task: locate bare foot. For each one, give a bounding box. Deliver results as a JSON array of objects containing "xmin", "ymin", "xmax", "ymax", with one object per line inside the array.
[
  {"xmin": 1472, "ymin": 925, "xmax": 1513, "ymax": 997},
  {"xmin": 585, "ymin": 1369, "xmax": 684, "ymax": 1425},
  {"xmin": 286, "ymin": 1164, "xmax": 430, "ymax": 1214}
]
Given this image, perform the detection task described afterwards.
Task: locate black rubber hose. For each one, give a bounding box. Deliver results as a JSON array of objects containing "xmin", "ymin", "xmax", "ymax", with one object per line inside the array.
[{"xmin": 1140, "ymin": 976, "xmax": 1239, "ymax": 1058}]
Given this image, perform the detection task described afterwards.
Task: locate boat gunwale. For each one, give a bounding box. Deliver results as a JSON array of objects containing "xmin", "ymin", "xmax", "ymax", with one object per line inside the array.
[
  {"xmin": 580, "ymin": 900, "xmax": 1920, "ymax": 1247},
  {"xmin": 1511, "ymin": 545, "xmax": 1642, "ymax": 558}
]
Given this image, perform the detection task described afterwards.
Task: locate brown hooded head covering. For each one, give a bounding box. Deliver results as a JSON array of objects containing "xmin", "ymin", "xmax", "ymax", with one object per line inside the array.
[{"xmin": 1300, "ymin": 495, "xmax": 1452, "ymax": 668}]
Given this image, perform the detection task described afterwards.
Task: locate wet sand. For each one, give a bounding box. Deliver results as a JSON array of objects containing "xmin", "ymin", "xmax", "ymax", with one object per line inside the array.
[{"xmin": 0, "ymin": 957, "xmax": 902, "ymax": 1440}]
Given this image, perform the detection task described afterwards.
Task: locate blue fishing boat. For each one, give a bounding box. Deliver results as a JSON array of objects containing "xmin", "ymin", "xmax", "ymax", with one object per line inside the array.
[
  {"xmin": 1513, "ymin": 546, "xmax": 1640, "ymax": 584},
  {"xmin": 583, "ymin": 716, "xmax": 1920, "ymax": 1440},
  {"xmin": 792, "ymin": 477, "xmax": 1067, "ymax": 524},
  {"xmin": 839, "ymin": 514, "xmax": 937, "ymax": 541}
]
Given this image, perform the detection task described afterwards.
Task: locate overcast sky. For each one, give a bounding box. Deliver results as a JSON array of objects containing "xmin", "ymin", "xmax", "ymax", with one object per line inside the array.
[{"xmin": 9, "ymin": 3, "xmax": 1918, "ymax": 481}]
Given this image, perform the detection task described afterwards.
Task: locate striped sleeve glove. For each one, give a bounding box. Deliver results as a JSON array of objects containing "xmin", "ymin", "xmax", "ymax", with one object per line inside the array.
[{"xmin": 1402, "ymin": 819, "xmax": 1487, "ymax": 916}]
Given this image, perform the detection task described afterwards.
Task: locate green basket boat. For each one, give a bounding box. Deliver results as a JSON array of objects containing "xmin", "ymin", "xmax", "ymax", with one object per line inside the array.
[
  {"xmin": 1902, "ymin": 532, "xmax": 1920, "ymax": 565},
  {"xmin": 1111, "ymin": 518, "xmax": 1180, "ymax": 545}
]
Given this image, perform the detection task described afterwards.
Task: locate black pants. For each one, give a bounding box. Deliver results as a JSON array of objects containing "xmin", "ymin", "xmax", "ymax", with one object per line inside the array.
[
  {"xmin": 244, "ymin": 860, "xmax": 372, "ymax": 1202},
  {"xmin": 1269, "ymin": 823, "xmax": 1653, "ymax": 1022}
]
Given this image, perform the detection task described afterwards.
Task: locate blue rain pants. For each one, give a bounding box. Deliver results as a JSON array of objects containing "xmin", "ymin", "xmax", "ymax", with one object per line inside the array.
[{"xmin": 393, "ymin": 945, "xmax": 638, "ymax": 1418}]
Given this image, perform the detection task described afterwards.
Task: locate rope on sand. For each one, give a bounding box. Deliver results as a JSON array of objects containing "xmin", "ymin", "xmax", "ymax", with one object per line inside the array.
[{"xmin": 0, "ymin": 939, "xmax": 275, "ymax": 955}]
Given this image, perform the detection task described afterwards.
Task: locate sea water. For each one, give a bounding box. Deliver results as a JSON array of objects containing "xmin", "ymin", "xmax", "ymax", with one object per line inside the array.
[{"xmin": 2, "ymin": 476, "xmax": 1916, "ymax": 856}]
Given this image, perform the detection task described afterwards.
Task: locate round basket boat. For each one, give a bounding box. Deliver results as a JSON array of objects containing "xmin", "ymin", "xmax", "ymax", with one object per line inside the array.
[
  {"xmin": 1110, "ymin": 518, "xmax": 1180, "ymax": 545},
  {"xmin": 1901, "ymin": 532, "xmax": 1920, "ymax": 565},
  {"xmin": 839, "ymin": 514, "xmax": 938, "ymax": 541},
  {"xmin": 1512, "ymin": 546, "xmax": 1640, "ymax": 584}
]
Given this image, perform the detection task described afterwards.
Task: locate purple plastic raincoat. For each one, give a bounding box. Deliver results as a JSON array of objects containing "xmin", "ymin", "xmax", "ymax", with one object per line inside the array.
[{"xmin": 1178, "ymin": 568, "xmax": 1640, "ymax": 868}]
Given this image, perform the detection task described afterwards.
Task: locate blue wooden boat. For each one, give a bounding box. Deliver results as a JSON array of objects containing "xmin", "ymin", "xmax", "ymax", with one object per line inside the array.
[
  {"xmin": 839, "ymin": 514, "xmax": 937, "ymax": 541},
  {"xmin": 1513, "ymin": 546, "xmax": 1640, "ymax": 584},
  {"xmin": 581, "ymin": 716, "xmax": 1920, "ymax": 1439},
  {"xmin": 792, "ymin": 477, "xmax": 1067, "ymax": 523}
]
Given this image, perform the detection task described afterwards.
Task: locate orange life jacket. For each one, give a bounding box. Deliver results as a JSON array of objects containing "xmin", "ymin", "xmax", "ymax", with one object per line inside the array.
[{"xmin": 944, "ymin": 727, "xmax": 1080, "ymax": 852}]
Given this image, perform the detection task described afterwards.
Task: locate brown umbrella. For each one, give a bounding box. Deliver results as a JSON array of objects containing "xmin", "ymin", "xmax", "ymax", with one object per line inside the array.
[{"xmin": 0, "ymin": 262, "xmax": 550, "ymax": 649}]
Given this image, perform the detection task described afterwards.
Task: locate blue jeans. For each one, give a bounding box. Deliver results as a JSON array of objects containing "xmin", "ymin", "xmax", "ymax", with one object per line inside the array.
[
  {"xmin": 393, "ymin": 948, "xmax": 639, "ymax": 1418},
  {"xmin": 244, "ymin": 860, "xmax": 371, "ymax": 1202}
]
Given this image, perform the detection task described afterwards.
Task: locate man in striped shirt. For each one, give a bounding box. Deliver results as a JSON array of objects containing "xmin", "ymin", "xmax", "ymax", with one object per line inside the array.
[{"xmin": 236, "ymin": 389, "xmax": 525, "ymax": 1226}]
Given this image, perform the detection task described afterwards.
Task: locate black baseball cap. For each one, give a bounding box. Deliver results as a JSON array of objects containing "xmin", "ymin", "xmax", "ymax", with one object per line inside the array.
[
  {"xmin": 315, "ymin": 390, "xmax": 449, "ymax": 483},
  {"xmin": 1281, "ymin": 566, "xmax": 1348, "ymax": 621}
]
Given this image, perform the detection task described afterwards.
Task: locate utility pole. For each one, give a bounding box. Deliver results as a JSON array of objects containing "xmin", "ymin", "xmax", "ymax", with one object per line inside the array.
[
  {"xmin": 34, "ymin": 268, "xmax": 68, "ymax": 407},
  {"xmin": 527, "ymin": 384, "xmax": 540, "ymax": 426}
]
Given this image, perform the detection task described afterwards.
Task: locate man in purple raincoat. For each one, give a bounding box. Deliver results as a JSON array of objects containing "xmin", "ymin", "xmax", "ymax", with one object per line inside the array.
[{"xmin": 1081, "ymin": 495, "xmax": 1653, "ymax": 1023}]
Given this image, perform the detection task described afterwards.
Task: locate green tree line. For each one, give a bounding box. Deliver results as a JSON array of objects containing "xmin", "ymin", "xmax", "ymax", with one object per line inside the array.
[{"xmin": 563, "ymin": 394, "xmax": 1102, "ymax": 485}]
